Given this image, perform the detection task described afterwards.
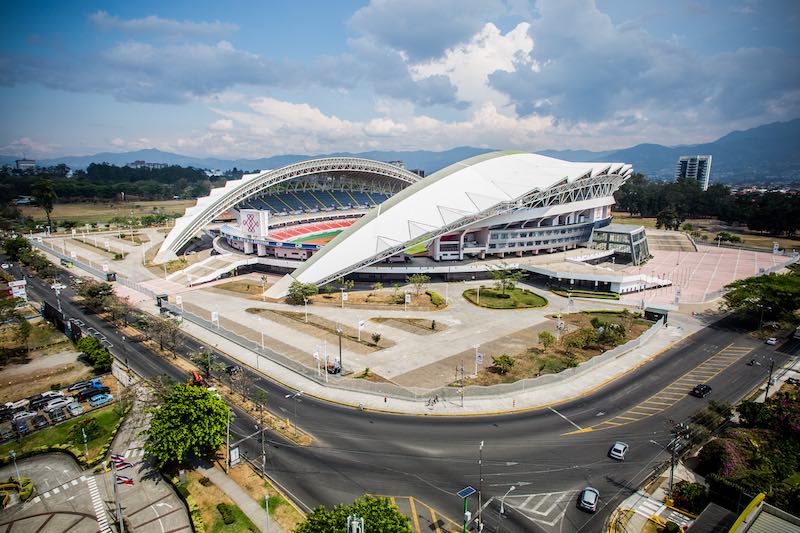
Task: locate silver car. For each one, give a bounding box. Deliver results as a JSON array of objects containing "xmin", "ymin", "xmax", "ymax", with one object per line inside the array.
[
  {"xmin": 66, "ymin": 402, "xmax": 84, "ymax": 417},
  {"xmin": 609, "ymin": 441, "xmax": 629, "ymax": 460},
  {"xmin": 578, "ymin": 487, "xmax": 600, "ymax": 513}
]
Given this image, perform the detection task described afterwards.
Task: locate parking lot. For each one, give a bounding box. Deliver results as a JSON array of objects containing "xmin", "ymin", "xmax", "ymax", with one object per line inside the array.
[{"xmin": 1, "ymin": 374, "xmax": 117, "ymax": 443}]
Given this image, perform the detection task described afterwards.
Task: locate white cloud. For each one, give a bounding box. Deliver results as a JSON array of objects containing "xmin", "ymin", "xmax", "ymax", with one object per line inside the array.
[
  {"xmin": 0, "ymin": 137, "xmax": 59, "ymax": 157},
  {"xmin": 209, "ymin": 119, "xmax": 234, "ymax": 131},
  {"xmin": 89, "ymin": 11, "xmax": 238, "ymax": 37},
  {"xmin": 411, "ymin": 22, "xmax": 534, "ymax": 109}
]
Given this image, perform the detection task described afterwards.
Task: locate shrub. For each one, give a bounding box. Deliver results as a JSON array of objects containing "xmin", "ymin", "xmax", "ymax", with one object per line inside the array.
[
  {"xmin": 491, "ymin": 355, "xmax": 515, "ymax": 375},
  {"xmin": 663, "ymin": 521, "xmax": 680, "ymax": 533},
  {"xmin": 199, "ymin": 476, "xmax": 212, "ymax": 487},
  {"xmin": 371, "ymin": 332, "xmax": 381, "ymax": 345},
  {"xmin": 426, "ymin": 290, "xmax": 445, "ymax": 306},
  {"xmin": 672, "ymin": 481, "xmax": 708, "ymax": 514},
  {"xmin": 217, "ymin": 502, "xmax": 236, "ymax": 525},
  {"xmin": 538, "ymin": 331, "xmax": 556, "ymax": 349}
]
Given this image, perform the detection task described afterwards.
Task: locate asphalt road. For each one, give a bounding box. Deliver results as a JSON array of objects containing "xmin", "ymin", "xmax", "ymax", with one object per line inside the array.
[{"xmin": 8, "ymin": 258, "xmax": 797, "ymax": 533}]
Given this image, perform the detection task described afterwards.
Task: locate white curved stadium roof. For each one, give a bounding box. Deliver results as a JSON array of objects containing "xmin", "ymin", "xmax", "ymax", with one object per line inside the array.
[{"xmin": 276, "ymin": 151, "xmax": 631, "ymax": 294}]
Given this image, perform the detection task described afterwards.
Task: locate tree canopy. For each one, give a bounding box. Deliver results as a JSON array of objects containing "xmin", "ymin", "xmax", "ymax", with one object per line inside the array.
[
  {"xmin": 722, "ymin": 271, "xmax": 800, "ymax": 321},
  {"xmin": 294, "ymin": 495, "xmax": 411, "ymax": 533},
  {"xmin": 31, "ymin": 178, "xmax": 57, "ymax": 228},
  {"xmin": 144, "ymin": 384, "xmax": 230, "ymax": 468},
  {"xmin": 76, "ymin": 335, "xmax": 113, "ymax": 372},
  {"xmin": 488, "ymin": 265, "xmax": 527, "ymax": 294},
  {"xmin": 287, "ymin": 281, "xmax": 319, "ymax": 305}
]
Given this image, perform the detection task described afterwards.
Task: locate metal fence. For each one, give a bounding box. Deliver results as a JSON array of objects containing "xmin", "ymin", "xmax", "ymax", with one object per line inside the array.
[
  {"xmin": 163, "ymin": 298, "xmax": 665, "ymax": 402},
  {"xmin": 29, "ymin": 238, "xmax": 110, "ymax": 280}
]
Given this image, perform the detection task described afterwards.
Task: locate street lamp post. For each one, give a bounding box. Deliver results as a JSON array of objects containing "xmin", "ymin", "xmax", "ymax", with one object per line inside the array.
[
  {"xmin": 336, "ymin": 323, "xmax": 343, "ymax": 371},
  {"xmin": 498, "ymin": 485, "xmax": 516, "ymax": 532},
  {"xmin": 478, "ymin": 441, "xmax": 484, "ymax": 528},
  {"xmin": 284, "ymin": 392, "xmax": 303, "ymax": 436},
  {"xmin": 304, "ymin": 297, "xmax": 308, "ymax": 323},
  {"xmin": 9, "ymin": 450, "xmax": 21, "ymax": 482}
]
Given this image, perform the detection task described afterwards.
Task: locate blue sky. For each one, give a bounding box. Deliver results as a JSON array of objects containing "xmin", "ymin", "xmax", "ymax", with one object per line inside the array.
[{"xmin": 1, "ymin": 0, "xmax": 798, "ymax": 158}]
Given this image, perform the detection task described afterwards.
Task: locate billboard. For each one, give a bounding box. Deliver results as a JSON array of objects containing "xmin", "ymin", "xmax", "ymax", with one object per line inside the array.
[
  {"xmin": 240, "ymin": 209, "xmax": 269, "ymax": 238},
  {"xmin": 9, "ymin": 279, "xmax": 27, "ymax": 301}
]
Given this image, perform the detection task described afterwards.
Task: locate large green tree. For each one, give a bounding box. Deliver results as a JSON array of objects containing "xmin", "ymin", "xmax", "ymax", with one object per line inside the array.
[
  {"xmin": 2, "ymin": 236, "xmax": 32, "ymax": 261},
  {"xmin": 77, "ymin": 281, "xmax": 115, "ymax": 310},
  {"xmin": 722, "ymin": 271, "xmax": 800, "ymax": 321},
  {"xmin": 31, "ymin": 178, "xmax": 57, "ymax": 229},
  {"xmin": 488, "ymin": 265, "xmax": 527, "ymax": 294},
  {"xmin": 405, "ymin": 273, "xmax": 430, "ymax": 295},
  {"xmin": 144, "ymin": 384, "xmax": 230, "ymax": 468},
  {"xmin": 286, "ymin": 281, "xmax": 319, "ymax": 305},
  {"xmin": 295, "ymin": 495, "xmax": 411, "ymax": 533}
]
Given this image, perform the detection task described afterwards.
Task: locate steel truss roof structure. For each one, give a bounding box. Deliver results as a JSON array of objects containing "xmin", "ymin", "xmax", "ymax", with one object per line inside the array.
[{"xmin": 154, "ymin": 157, "xmax": 423, "ymax": 263}]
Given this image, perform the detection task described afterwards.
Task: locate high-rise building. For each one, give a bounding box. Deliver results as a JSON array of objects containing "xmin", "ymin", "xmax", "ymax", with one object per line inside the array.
[{"xmin": 675, "ymin": 155, "xmax": 712, "ymax": 191}]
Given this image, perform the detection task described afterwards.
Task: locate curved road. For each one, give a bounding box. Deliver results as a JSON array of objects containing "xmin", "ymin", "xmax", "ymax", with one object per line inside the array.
[{"xmin": 13, "ymin": 258, "xmax": 793, "ymax": 533}]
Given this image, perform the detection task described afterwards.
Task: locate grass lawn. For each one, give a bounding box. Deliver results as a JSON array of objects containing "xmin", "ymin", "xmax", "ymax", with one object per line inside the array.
[
  {"xmin": 463, "ymin": 287, "xmax": 548, "ymax": 309},
  {"xmin": 0, "ymin": 405, "xmax": 123, "ymax": 463},
  {"xmin": 550, "ymin": 289, "xmax": 620, "ymax": 300},
  {"xmin": 228, "ymin": 463, "xmax": 304, "ymax": 532},
  {"xmin": 215, "ymin": 280, "xmax": 266, "ymax": 296},
  {"xmin": 293, "ymin": 230, "xmax": 342, "ymax": 243},
  {"xmin": 20, "ymin": 200, "xmax": 194, "ymax": 225},
  {"xmin": 404, "ymin": 242, "xmax": 428, "ymax": 254}
]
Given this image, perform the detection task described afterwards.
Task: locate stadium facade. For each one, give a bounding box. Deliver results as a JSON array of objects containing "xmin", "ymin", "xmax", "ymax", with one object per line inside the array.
[{"xmin": 156, "ymin": 151, "xmax": 640, "ymax": 297}]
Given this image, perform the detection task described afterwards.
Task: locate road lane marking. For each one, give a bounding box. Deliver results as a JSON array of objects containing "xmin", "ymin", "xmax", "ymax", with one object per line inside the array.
[
  {"xmin": 547, "ymin": 406, "xmax": 582, "ymax": 430},
  {"xmin": 567, "ymin": 343, "xmax": 753, "ymax": 434}
]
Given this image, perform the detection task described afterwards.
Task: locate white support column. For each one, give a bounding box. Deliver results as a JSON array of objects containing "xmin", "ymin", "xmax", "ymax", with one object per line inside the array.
[
  {"xmin": 243, "ymin": 241, "xmax": 254, "ymax": 254},
  {"xmin": 256, "ymin": 243, "xmax": 267, "ymax": 256}
]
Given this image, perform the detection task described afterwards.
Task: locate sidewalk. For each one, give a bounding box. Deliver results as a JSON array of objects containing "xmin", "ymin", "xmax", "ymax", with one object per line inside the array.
[
  {"xmin": 614, "ymin": 462, "xmax": 699, "ymax": 531},
  {"xmin": 199, "ymin": 465, "xmax": 286, "ymax": 533},
  {"xmin": 165, "ymin": 299, "xmax": 699, "ymax": 415}
]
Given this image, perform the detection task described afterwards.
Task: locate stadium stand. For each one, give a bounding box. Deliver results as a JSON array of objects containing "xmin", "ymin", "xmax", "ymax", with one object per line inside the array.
[{"xmin": 235, "ymin": 189, "xmax": 394, "ymax": 214}]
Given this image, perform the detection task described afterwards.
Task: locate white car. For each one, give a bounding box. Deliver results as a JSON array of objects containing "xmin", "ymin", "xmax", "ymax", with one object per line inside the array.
[
  {"xmin": 766, "ymin": 337, "xmax": 777, "ymax": 346},
  {"xmin": 40, "ymin": 390, "xmax": 65, "ymax": 399},
  {"xmin": 44, "ymin": 398, "xmax": 72, "ymax": 412},
  {"xmin": 12, "ymin": 410, "xmax": 36, "ymax": 422},
  {"xmin": 4, "ymin": 399, "xmax": 30, "ymax": 410},
  {"xmin": 66, "ymin": 402, "xmax": 84, "ymax": 416},
  {"xmin": 609, "ymin": 441, "xmax": 629, "ymax": 460}
]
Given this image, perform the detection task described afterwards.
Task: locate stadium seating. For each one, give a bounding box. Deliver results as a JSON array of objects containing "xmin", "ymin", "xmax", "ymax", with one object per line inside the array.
[{"xmin": 236, "ymin": 189, "xmax": 393, "ymax": 214}]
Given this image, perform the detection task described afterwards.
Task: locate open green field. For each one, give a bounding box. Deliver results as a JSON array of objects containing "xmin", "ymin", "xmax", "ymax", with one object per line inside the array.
[
  {"xmin": 20, "ymin": 199, "xmax": 195, "ymax": 225},
  {"xmin": 0, "ymin": 405, "xmax": 123, "ymax": 463},
  {"xmin": 293, "ymin": 230, "xmax": 342, "ymax": 244},
  {"xmin": 463, "ymin": 287, "xmax": 548, "ymax": 309},
  {"xmin": 613, "ymin": 211, "xmax": 800, "ymax": 251}
]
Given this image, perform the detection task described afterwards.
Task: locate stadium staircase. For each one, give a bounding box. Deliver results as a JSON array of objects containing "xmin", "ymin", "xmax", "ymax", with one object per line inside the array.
[
  {"xmin": 167, "ymin": 253, "xmax": 257, "ymax": 287},
  {"xmin": 646, "ymin": 230, "xmax": 697, "ymax": 252}
]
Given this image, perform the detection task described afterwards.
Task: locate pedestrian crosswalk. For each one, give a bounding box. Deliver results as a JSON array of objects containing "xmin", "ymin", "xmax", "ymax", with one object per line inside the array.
[
  {"xmin": 87, "ymin": 475, "xmax": 112, "ymax": 533},
  {"xmin": 503, "ymin": 490, "xmax": 577, "ymax": 528},
  {"xmin": 664, "ymin": 508, "xmax": 692, "ymax": 528},
  {"xmin": 28, "ymin": 475, "xmax": 85, "ymax": 505},
  {"xmin": 633, "ymin": 496, "xmax": 665, "ymax": 518}
]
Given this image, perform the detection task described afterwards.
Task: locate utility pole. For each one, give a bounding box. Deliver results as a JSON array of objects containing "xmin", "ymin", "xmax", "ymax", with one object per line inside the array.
[
  {"xmin": 460, "ymin": 360, "xmax": 465, "ymax": 407},
  {"xmin": 764, "ymin": 359, "xmax": 775, "ymax": 401},
  {"xmin": 668, "ymin": 422, "xmax": 687, "ymax": 501},
  {"xmin": 112, "ymin": 461, "xmax": 125, "ymax": 533},
  {"xmin": 225, "ymin": 409, "xmax": 231, "ymax": 473},
  {"xmin": 478, "ymin": 441, "xmax": 484, "ymax": 529}
]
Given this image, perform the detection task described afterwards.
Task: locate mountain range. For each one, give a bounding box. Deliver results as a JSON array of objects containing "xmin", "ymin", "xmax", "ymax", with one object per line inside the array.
[{"xmin": 3, "ymin": 119, "xmax": 799, "ymax": 184}]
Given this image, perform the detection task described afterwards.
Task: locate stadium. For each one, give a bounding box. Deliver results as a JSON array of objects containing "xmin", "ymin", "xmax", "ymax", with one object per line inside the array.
[{"xmin": 155, "ymin": 151, "xmax": 649, "ymax": 297}]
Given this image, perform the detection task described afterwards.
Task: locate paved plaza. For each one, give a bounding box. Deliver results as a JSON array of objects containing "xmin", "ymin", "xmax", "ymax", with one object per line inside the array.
[{"xmin": 619, "ymin": 245, "xmax": 793, "ymax": 305}]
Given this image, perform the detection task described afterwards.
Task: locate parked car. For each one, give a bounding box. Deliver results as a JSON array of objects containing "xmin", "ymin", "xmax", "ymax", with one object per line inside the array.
[
  {"xmin": 67, "ymin": 378, "xmax": 102, "ymax": 392},
  {"xmin": 77, "ymin": 386, "xmax": 110, "ymax": 402},
  {"xmin": 4, "ymin": 399, "xmax": 30, "ymax": 411},
  {"xmin": 0, "ymin": 427, "xmax": 16, "ymax": 441},
  {"xmin": 578, "ymin": 487, "xmax": 600, "ymax": 512},
  {"xmin": 14, "ymin": 419, "xmax": 30, "ymax": 435},
  {"xmin": 32, "ymin": 414, "xmax": 49, "ymax": 429},
  {"xmin": 66, "ymin": 402, "xmax": 84, "ymax": 417},
  {"xmin": 88, "ymin": 393, "xmax": 113, "ymax": 407},
  {"xmin": 44, "ymin": 398, "xmax": 73, "ymax": 412},
  {"xmin": 690, "ymin": 384, "xmax": 712, "ymax": 398},
  {"xmin": 608, "ymin": 441, "xmax": 629, "ymax": 460},
  {"xmin": 0, "ymin": 408, "xmax": 11, "ymax": 422},
  {"xmin": 49, "ymin": 408, "xmax": 66, "ymax": 423},
  {"xmin": 12, "ymin": 410, "xmax": 36, "ymax": 422},
  {"xmin": 766, "ymin": 337, "xmax": 778, "ymax": 345},
  {"xmin": 40, "ymin": 390, "xmax": 65, "ymax": 399}
]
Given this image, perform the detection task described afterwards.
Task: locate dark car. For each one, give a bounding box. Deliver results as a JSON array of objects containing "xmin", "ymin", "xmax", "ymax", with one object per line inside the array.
[
  {"xmin": 0, "ymin": 428, "xmax": 15, "ymax": 442},
  {"xmin": 77, "ymin": 386, "xmax": 110, "ymax": 402},
  {"xmin": 14, "ymin": 419, "xmax": 30, "ymax": 435},
  {"xmin": 49, "ymin": 408, "xmax": 66, "ymax": 423},
  {"xmin": 0, "ymin": 408, "xmax": 11, "ymax": 422},
  {"xmin": 32, "ymin": 414, "xmax": 49, "ymax": 429},
  {"xmin": 690, "ymin": 384, "xmax": 712, "ymax": 398}
]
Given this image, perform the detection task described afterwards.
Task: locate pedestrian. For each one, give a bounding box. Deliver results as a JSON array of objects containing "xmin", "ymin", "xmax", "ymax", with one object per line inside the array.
[{"xmin": 384, "ymin": 396, "xmax": 387, "ymax": 403}]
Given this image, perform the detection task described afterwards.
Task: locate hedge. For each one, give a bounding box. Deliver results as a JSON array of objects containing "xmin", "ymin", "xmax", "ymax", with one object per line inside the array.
[
  {"xmin": 550, "ymin": 289, "xmax": 620, "ymax": 300},
  {"xmin": 217, "ymin": 502, "xmax": 237, "ymax": 525},
  {"xmin": 426, "ymin": 290, "xmax": 446, "ymax": 307}
]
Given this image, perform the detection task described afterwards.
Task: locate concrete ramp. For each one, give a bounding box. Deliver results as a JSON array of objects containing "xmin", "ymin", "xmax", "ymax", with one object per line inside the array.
[{"xmin": 168, "ymin": 253, "xmax": 258, "ymax": 286}]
